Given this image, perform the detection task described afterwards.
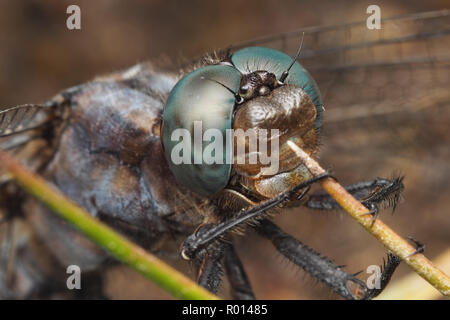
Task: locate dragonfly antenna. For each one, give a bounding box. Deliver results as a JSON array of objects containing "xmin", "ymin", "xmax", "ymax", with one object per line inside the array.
[{"xmin": 279, "ymin": 32, "xmax": 305, "ymax": 83}]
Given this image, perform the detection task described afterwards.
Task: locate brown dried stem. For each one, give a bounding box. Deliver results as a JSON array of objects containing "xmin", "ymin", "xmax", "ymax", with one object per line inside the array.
[{"xmin": 288, "ymin": 141, "xmax": 450, "ymax": 297}]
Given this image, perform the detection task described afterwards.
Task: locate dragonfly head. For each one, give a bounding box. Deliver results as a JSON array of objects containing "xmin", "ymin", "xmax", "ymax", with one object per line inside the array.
[{"xmin": 162, "ymin": 47, "xmax": 324, "ymax": 197}]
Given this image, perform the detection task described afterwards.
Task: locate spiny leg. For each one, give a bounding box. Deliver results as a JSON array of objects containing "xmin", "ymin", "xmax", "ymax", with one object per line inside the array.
[
  {"xmin": 305, "ymin": 176, "xmax": 404, "ymax": 226},
  {"xmin": 364, "ymin": 253, "xmax": 401, "ymax": 299},
  {"xmin": 194, "ymin": 241, "xmax": 256, "ymax": 298},
  {"xmin": 194, "ymin": 243, "xmax": 225, "ymax": 294},
  {"xmin": 182, "ymin": 172, "xmax": 331, "ymax": 260},
  {"xmin": 256, "ymin": 219, "xmax": 401, "ymax": 300},
  {"xmin": 306, "ymin": 176, "xmax": 404, "ymax": 210},
  {"xmin": 224, "ymin": 243, "xmax": 255, "ymax": 300}
]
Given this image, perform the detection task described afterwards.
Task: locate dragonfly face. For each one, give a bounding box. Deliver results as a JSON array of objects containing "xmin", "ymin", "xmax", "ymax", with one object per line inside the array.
[
  {"xmin": 162, "ymin": 46, "xmax": 323, "ymax": 199},
  {"xmin": 0, "ymin": 9, "xmax": 449, "ymax": 300}
]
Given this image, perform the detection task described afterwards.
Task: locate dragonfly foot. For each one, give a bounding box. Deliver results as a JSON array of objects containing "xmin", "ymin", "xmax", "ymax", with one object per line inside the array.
[
  {"xmin": 406, "ymin": 236, "xmax": 426, "ymax": 258},
  {"xmin": 361, "ymin": 203, "xmax": 379, "ymax": 227}
]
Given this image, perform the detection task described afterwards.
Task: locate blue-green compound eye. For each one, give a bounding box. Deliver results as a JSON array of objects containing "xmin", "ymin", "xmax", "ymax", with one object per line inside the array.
[
  {"xmin": 162, "ymin": 65, "xmax": 241, "ymax": 196},
  {"xmin": 231, "ymin": 46, "xmax": 323, "ymax": 129}
]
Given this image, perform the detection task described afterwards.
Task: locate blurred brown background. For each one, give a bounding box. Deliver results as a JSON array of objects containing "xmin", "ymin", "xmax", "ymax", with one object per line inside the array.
[{"xmin": 1, "ymin": 0, "xmax": 449, "ymax": 299}]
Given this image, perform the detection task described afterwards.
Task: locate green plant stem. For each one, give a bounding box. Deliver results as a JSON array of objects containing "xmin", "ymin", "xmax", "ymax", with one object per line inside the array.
[{"xmin": 0, "ymin": 150, "xmax": 219, "ymax": 300}]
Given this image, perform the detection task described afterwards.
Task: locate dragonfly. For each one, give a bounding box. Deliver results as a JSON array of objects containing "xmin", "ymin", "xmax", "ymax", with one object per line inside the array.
[{"xmin": 0, "ymin": 9, "xmax": 448, "ymax": 300}]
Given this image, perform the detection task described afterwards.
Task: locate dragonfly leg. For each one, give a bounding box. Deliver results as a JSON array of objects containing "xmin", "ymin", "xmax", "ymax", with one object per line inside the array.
[
  {"xmin": 363, "ymin": 252, "xmax": 402, "ymax": 299},
  {"xmin": 181, "ymin": 172, "xmax": 331, "ymax": 261},
  {"xmin": 193, "ymin": 241, "xmax": 256, "ymax": 298},
  {"xmin": 224, "ymin": 243, "xmax": 255, "ymax": 300},
  {"xmin": 305, "ymin": 176, "xmax": 404, "ymax": 225},
  {"xmin": 405, "ymin": 236, "xmax": 426, "ymax": 258},
  {"xmin": 256, "ymin": 219, "xmax": 401, "ymax": 300},
  {"xmin": 193, "ymin": 240, "xmax": 256, "ymax": 298},
  {"xmin": 360, "ymin": 203, "xmax": 380, "ymax": 227},
  {"xmin": 194, "ymin": 242, "xmax": 225, "ymax": 294}
]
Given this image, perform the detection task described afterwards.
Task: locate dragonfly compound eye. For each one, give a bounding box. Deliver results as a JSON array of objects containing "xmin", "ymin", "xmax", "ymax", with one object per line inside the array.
[{"xmin": 162, "ymin": 65, "xmax": 240, "ymax": 196}]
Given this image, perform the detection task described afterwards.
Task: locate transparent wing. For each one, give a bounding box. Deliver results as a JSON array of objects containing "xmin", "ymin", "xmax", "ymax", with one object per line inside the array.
[
  {"xmin": 0, "ymin": 103, "xmax": 62, "ymax": 185},
  {"xmin": 0, "ymin": 104, "xmax": 53, "ymax": 137},
  {"xmin": 229, "ymin": 10, "xmax": 450, "ymax": 122},
  {"xmin": 229, "ymin": 10, "xmax": 450, "ymax": 195}
]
